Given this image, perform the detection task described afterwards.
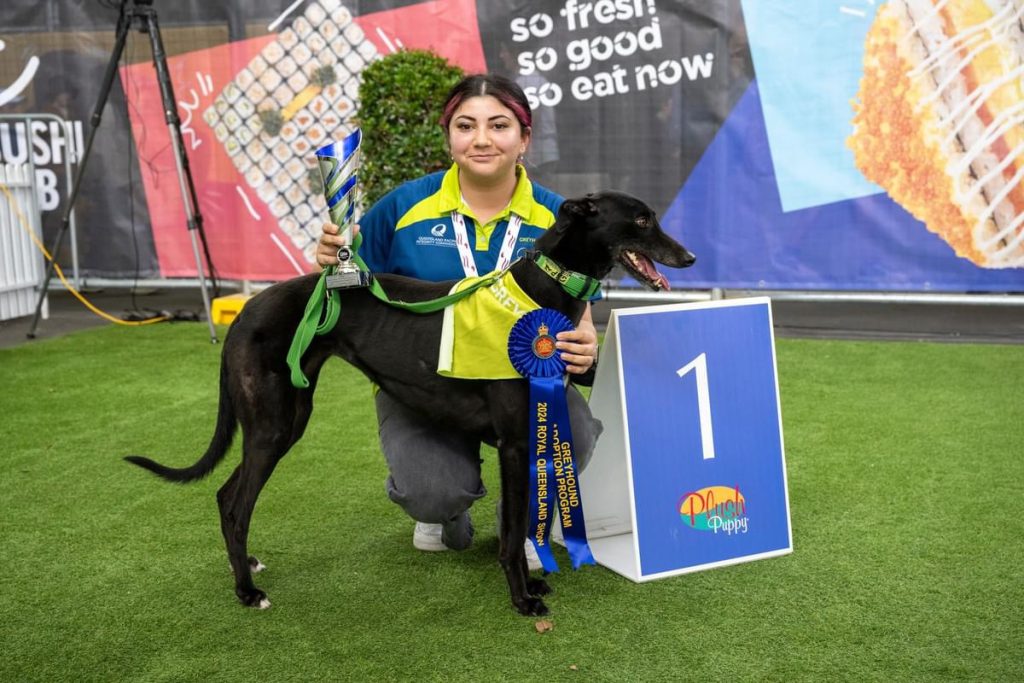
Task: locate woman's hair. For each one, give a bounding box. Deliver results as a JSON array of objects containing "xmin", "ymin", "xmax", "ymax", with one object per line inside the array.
[{"xmin": 439, "ymin": 74, "xmax": 532, "ymax": 132}]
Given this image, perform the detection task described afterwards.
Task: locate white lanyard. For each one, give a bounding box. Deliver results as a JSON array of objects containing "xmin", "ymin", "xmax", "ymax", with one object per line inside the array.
[{"xmin": 450, "ymin": 211, "xmax": 523, "ymax": 278}]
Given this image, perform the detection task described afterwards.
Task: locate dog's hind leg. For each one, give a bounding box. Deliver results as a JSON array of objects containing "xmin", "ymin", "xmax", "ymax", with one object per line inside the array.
[{"xmin": 217, "ymin": 432, "xmax": 288, "ymax": 609}]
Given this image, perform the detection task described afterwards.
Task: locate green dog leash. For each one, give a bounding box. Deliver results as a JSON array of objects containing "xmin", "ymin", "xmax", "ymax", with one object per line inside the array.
[{"xmin": 285, "ymin": 243, "xmax": 601, "ymax": 389}]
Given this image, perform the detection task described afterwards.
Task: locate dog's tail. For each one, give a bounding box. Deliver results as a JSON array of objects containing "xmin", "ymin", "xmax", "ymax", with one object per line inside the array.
[{"xmin": 124, "ymin": 362, "xmax": 237, "ymax": 483}]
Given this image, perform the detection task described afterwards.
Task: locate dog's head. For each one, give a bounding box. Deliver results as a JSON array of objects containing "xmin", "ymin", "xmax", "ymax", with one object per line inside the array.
[{"xmin": 541, "ymin": 191, "xmax": 696, "ymax": 290}]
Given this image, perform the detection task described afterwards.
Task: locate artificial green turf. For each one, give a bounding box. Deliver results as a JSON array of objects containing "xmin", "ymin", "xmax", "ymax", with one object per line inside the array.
[{"xmin": 1, "ymin": 322, "xmax": 1021, "ymax": 681}]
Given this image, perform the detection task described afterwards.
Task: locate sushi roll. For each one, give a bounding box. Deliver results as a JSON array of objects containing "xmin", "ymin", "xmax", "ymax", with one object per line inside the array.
[
  {"xmin": 302, "ymin": 241, "xmax": 318, "ymax": 264},
  {"xmin": 279, "ymin": 27, "xmax": 299, "ymax": 51},
  {"xmin": 202, "ymin": 106, "xmax": 219, "ymax": 127},
  {"xmin": 285, "ymin": 183, "xmax": 307, "ymax": 207},
  {"xmin": 293, "ymin": 16, "xmax": 314, "ymax": 39},
  {"xmin": 343, "ymin": 22, "xmax": 365, "ymax": 44},
  {"xmin": 244, "ymin": 166, "xmax": 264, "ymax": 189},
  {"xmin": 232, "ymin": 149, "xmax": 252, "ymax": 174},
  {"xmin": 249, "ymin": 55, "xmax": 269, "ymax": 78},
  {"xmin": 305, "ymin": 33, "xmax": 326, "ymax": 55},
  {"xmin": 305, "ymin": 1, "xmax": 327, "ymax": 25},
  {"xmin": 285, "ymin": 157, "xmax": 306, "ymax": 180},
  {"xmin": 279, "ymin": 120, "xmax": 300, "ymax": 143},
  {"xmin": 224, "ymin": 82, "xmax": 242, "ymax": 104},
  {"xmin": 320, "ymin": 19, "xmax": 340, "ymax": 42},
  {"xmin": 262, "ymin": 41, "xmax": 285, "ymax": 65},
  {"xmin": 259, "ymin": 68, "xmax": 282, "ymax": 92},
  {"xmin": 287, "ymin": 70, "xmax": 308, "ymax": 94},
  {"xmin": 272, "ymin": 140, "xmax": 293, "ymax": 164},
  {"xmin": 357, "ymin": 40, "xmax": 377, "ymax": 61},
  {"xmin": 245, "ymin": 138, "xmax": 267, "ymax": 162},
  {"xmin": 321, "ymin": 0, "xmax": 344, "ymax": 15},
  {"xmin": 247, "ymin": 81, "xmax": 268, "ymax": 104},
  {"xmin": 343, "ymin": 51, "xmax": 364, "ymax": 74},
  {"xmin": 330, "ymin": 36, "xmax": 350, "ymax": 60},
  {"xmin": 291, "ymin": 137, "xmax": 313, "ymax": 157},
  {"xmin": 236, "ymin": 126, "xmax": 255, "ymax": 146},
  {"xmin": 343, "ymin": 77, "xmax": 360, "ymax": 101},
  {"xmin": 305, "ymin": 123, "xmax": 327, "ymax": 149},
  {"xmin": 277, "ymin": 55, "xmax": 298, "ymax": 79},
  {"xmin": 292, "ymin": 43, "xmax": 313, "ymax": 66},
  {"xmin": 295, "ymin": 202, "xmax": 314, "ymax": 224},
  {"xmin": 321, "ymin": 82, "xmax": 343, "ymax": 104},
  {"xmin": 236, "ymin": 68, "xmax": 255, "ymax": 91},
  {"xmin": 213, "ymin": 122, "xmax": 229, "ymax": 142},
  {"xmin": 279, "ymin": 215, "xmax": 300, "ymax": 236},
  {"xmin": 223, "ymin": 109, "xmax": 242, "ymax": 132},
  {"xmin": 259, "ymin": 154, "xmax": 282, "ymax": 177},
  {"xmin": 308, "ymin": 94, "xmax": 330, "ymax": 118},
  {"xmin": 257, "ymin": 179, "xmax": 278, "ymax": 203},
  {"xmin": 270, "ymin": 196, "xmax": 290, "ymax": 218},
  {"xmin": 273, "ymin": 83, "xmax": 294, "ymax": 107}
]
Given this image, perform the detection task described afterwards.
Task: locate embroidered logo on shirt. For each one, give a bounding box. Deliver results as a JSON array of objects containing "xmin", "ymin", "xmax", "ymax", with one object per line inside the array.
[{"xmin": 431, "ymin": 223, "xmax": 447, "ymax": 237}]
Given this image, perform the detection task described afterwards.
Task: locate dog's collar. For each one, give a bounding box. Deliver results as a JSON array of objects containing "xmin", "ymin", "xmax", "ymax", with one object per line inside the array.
[{"xmin": 524, "ymin": 251, "xmax": 602, "ymax": 302}]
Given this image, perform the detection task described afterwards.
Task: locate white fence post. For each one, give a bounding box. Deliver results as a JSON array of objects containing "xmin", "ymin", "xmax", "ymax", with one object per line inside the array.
[{"xmin": 0, "ymin": 163, "xmax": 46, "ymax": 321}]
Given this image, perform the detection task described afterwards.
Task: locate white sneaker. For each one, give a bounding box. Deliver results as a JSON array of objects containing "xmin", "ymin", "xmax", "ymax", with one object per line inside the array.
[
  {"xmin": 413, "ymin": 522, "xmax": 447, "ymax": 552},
  {"xmin": 524, "ymin": 539, "xmax": 543, "ymax": 572}
]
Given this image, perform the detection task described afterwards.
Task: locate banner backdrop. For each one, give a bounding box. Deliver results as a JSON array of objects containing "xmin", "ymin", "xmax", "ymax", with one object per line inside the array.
[{"xmin": 1, "ymin": 0, "xmax": 1022, "ymax": 290}]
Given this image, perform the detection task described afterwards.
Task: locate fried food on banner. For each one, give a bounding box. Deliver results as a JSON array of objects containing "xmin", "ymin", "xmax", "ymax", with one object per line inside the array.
[
  {"xmin": 848, "ymin": 0, "xmax": 1024, "ymax": 268},
  {"xmin": 202, "ymin": 0, "xmax": 379, "ymax": 264}
]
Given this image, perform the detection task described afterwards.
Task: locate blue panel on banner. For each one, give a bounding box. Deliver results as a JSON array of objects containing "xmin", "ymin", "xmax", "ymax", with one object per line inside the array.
[
  {"xmin": 618, "ymin": 303, "xmax": 790, "ymax": 576},
  {"xmin": 740, "ymin": 0, "xmax": 882, "ymax": 212},
  {"xmin": 658, "ymin": 81, "xmax": 1024, "ymax": 293}
]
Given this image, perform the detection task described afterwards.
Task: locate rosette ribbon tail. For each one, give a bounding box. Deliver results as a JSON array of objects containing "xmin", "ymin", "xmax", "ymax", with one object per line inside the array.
[{"xmin": 509, "ymin": 309, "xmax": 596, "ymax": 573}]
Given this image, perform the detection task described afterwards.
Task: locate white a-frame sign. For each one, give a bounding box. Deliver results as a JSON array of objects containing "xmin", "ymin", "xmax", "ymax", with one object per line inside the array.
[{"xmin": 579, "ymin": 297, "xmax": 793, "ymax": 582}]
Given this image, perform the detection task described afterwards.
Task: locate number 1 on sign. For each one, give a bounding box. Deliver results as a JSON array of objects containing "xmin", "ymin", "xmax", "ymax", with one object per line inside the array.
[{"xmin": 676, "ymin": 352, "xmax": 716, "ymax": 460}]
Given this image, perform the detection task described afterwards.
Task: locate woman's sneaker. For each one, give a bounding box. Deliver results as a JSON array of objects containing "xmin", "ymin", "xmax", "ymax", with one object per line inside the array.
[
  {"xmin": 413, "ymin": 511, "xmax": 474, "ymax": 551},
  {"xmin": 414, "ymin": 519, "xmax": 543, "ymax": 571},
  {"xmin": 413, "ymin": 522, "xmax": 447, "ymax": 552}
]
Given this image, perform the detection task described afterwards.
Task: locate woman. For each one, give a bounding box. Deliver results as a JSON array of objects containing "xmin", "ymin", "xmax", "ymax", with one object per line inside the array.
[{"xmin": 316, "ymin": 74, "xmax": 600, "ymax": 567}]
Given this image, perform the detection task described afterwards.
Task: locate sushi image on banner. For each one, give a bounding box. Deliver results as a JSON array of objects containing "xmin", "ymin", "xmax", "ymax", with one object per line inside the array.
[{"xmin": 201, "ymin": 0, "xmax": 379, "ymax": 264}]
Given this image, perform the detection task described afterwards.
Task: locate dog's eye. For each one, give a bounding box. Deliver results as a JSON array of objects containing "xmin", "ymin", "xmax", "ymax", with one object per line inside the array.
[{"xmin": 635, "ymin": 216, "xmax": 650, "ymax": 228}]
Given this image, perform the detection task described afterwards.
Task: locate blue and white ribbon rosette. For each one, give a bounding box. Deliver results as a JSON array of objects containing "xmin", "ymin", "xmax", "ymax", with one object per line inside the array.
[{"xmin": 508, "ymin": 308, "xmax": 596, "ymax": 572}]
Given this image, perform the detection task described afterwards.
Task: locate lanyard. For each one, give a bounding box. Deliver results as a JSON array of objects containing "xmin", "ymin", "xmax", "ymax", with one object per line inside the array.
[{"xmin": 451, "ymin": 212, "xmax": 523, "ymax": 277}]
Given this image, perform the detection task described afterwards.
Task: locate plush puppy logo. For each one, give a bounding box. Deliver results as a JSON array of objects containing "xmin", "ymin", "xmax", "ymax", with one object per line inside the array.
[{"xmin": 678, "ymin": 485, "xmax": 749, "ymax": 535}]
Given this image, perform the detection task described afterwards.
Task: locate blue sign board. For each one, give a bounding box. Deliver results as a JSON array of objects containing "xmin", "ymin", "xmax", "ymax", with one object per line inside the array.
[{"xmin": 580, "ymin": 298, "xmax": 792, "ymax": 581}]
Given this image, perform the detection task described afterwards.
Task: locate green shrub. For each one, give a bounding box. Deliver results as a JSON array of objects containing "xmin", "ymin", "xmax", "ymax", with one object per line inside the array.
[{"xmin": 357, "ymin": 50, "xmax": 464, "ymax": 207}]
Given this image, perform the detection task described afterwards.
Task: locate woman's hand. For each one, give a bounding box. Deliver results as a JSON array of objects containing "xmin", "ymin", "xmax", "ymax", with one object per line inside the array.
[
  {"xmin": 556, "ymin": 305, "xmax": 599, "ymax": 376},
  {"xmin": 315, "ymin": 222, "xmax": 360, "ymax": 268}
]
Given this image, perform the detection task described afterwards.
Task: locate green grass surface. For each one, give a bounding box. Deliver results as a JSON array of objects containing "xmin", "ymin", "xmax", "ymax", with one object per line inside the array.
[{"xmin": 1, "ymin": 323, "xmax": 1022, "ymax": 681}]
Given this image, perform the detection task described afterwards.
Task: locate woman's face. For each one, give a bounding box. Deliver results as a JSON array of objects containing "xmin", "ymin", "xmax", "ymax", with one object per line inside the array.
[{"xmin": 447, "ymin": 95, "xmax": 530, "ymax": 187}]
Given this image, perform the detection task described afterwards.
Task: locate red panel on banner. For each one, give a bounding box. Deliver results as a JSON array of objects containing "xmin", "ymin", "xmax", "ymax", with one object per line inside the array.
[{"xmin": 122, "ymin": 0, "xmax": 485, "ymax": 281}]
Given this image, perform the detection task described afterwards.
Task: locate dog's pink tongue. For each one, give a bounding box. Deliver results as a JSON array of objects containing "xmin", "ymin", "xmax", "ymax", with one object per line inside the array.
[{"xmin": 637, "ymin": 254, "xmax": 671, "ymax": 291}]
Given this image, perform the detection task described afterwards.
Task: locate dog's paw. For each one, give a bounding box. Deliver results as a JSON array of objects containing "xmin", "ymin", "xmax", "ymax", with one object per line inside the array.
[
  {"xmin": 515, "ymin": 596, "xmax": 549, "ymax": 617},
  {"xmin": 249, "ymin": 556, "xmax": 266, "ymax": 573},
  {"xmin": 527, "ymin": 577, "xmax": 551, "ymax": 596},
  {"xmin": 237, "ymin": 588, "xmax": 271, "ymax": 609}
]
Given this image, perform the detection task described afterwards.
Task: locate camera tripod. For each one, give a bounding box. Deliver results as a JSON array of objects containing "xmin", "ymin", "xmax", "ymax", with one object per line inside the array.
[{"xmin": 27, "ymin": 0, "xmax": 220, "ymax": 343}]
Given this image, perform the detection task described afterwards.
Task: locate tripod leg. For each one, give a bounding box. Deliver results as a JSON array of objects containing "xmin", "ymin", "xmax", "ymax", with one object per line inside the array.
[
  {"xmin": 143, "ymin": 9, "xmax": 218, "ymax": 344},
  {"xmin": 27, "ymin": 7, "xmax": 134, "ymax": 339}
]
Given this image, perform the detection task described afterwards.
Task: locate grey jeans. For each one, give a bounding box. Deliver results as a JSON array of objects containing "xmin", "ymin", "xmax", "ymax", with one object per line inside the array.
[{"xmin": 376, "ymin": 385, "xmax": 603, "ymax": 545}]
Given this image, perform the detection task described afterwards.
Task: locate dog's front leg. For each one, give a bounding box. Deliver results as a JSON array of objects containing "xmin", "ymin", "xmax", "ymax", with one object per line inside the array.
[{"xmin": 497, "ymin": 438, "xmax": 551, "ymax": 616}]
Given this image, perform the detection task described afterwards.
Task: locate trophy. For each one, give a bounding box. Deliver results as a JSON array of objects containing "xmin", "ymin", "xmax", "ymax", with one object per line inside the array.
[{"xmin": 316, "ymin": 129, "xmax": 372, "ymax": 289}]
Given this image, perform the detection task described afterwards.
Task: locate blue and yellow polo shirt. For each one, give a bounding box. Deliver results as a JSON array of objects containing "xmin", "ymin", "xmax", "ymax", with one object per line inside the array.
[{"xmin": 358, "ymin": 164, "xmax": 563, "ymax": 281}]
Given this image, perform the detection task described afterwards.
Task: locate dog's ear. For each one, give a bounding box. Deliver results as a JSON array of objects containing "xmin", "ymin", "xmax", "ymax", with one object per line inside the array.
[{"xmin": 560, "ymin": 194, "xmax": 598, "ymax": 218}]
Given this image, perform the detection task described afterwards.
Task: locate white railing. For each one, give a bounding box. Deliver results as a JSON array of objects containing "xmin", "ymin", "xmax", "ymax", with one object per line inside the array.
[{"xmin": 0, "ymin": 163, "xmax": 45, "ymax": 321}]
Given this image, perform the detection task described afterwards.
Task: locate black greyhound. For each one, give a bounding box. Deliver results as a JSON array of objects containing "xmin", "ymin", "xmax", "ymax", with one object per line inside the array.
[{"xmin": 126, "ymin": 191, "xmax": 695, "ymax": 616}]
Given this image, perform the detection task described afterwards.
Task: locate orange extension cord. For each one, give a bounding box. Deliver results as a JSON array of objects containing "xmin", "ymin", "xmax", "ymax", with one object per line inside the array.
[{"xmin": 0, "ymin": 182, "xmax": 169, "ymax": 326}]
